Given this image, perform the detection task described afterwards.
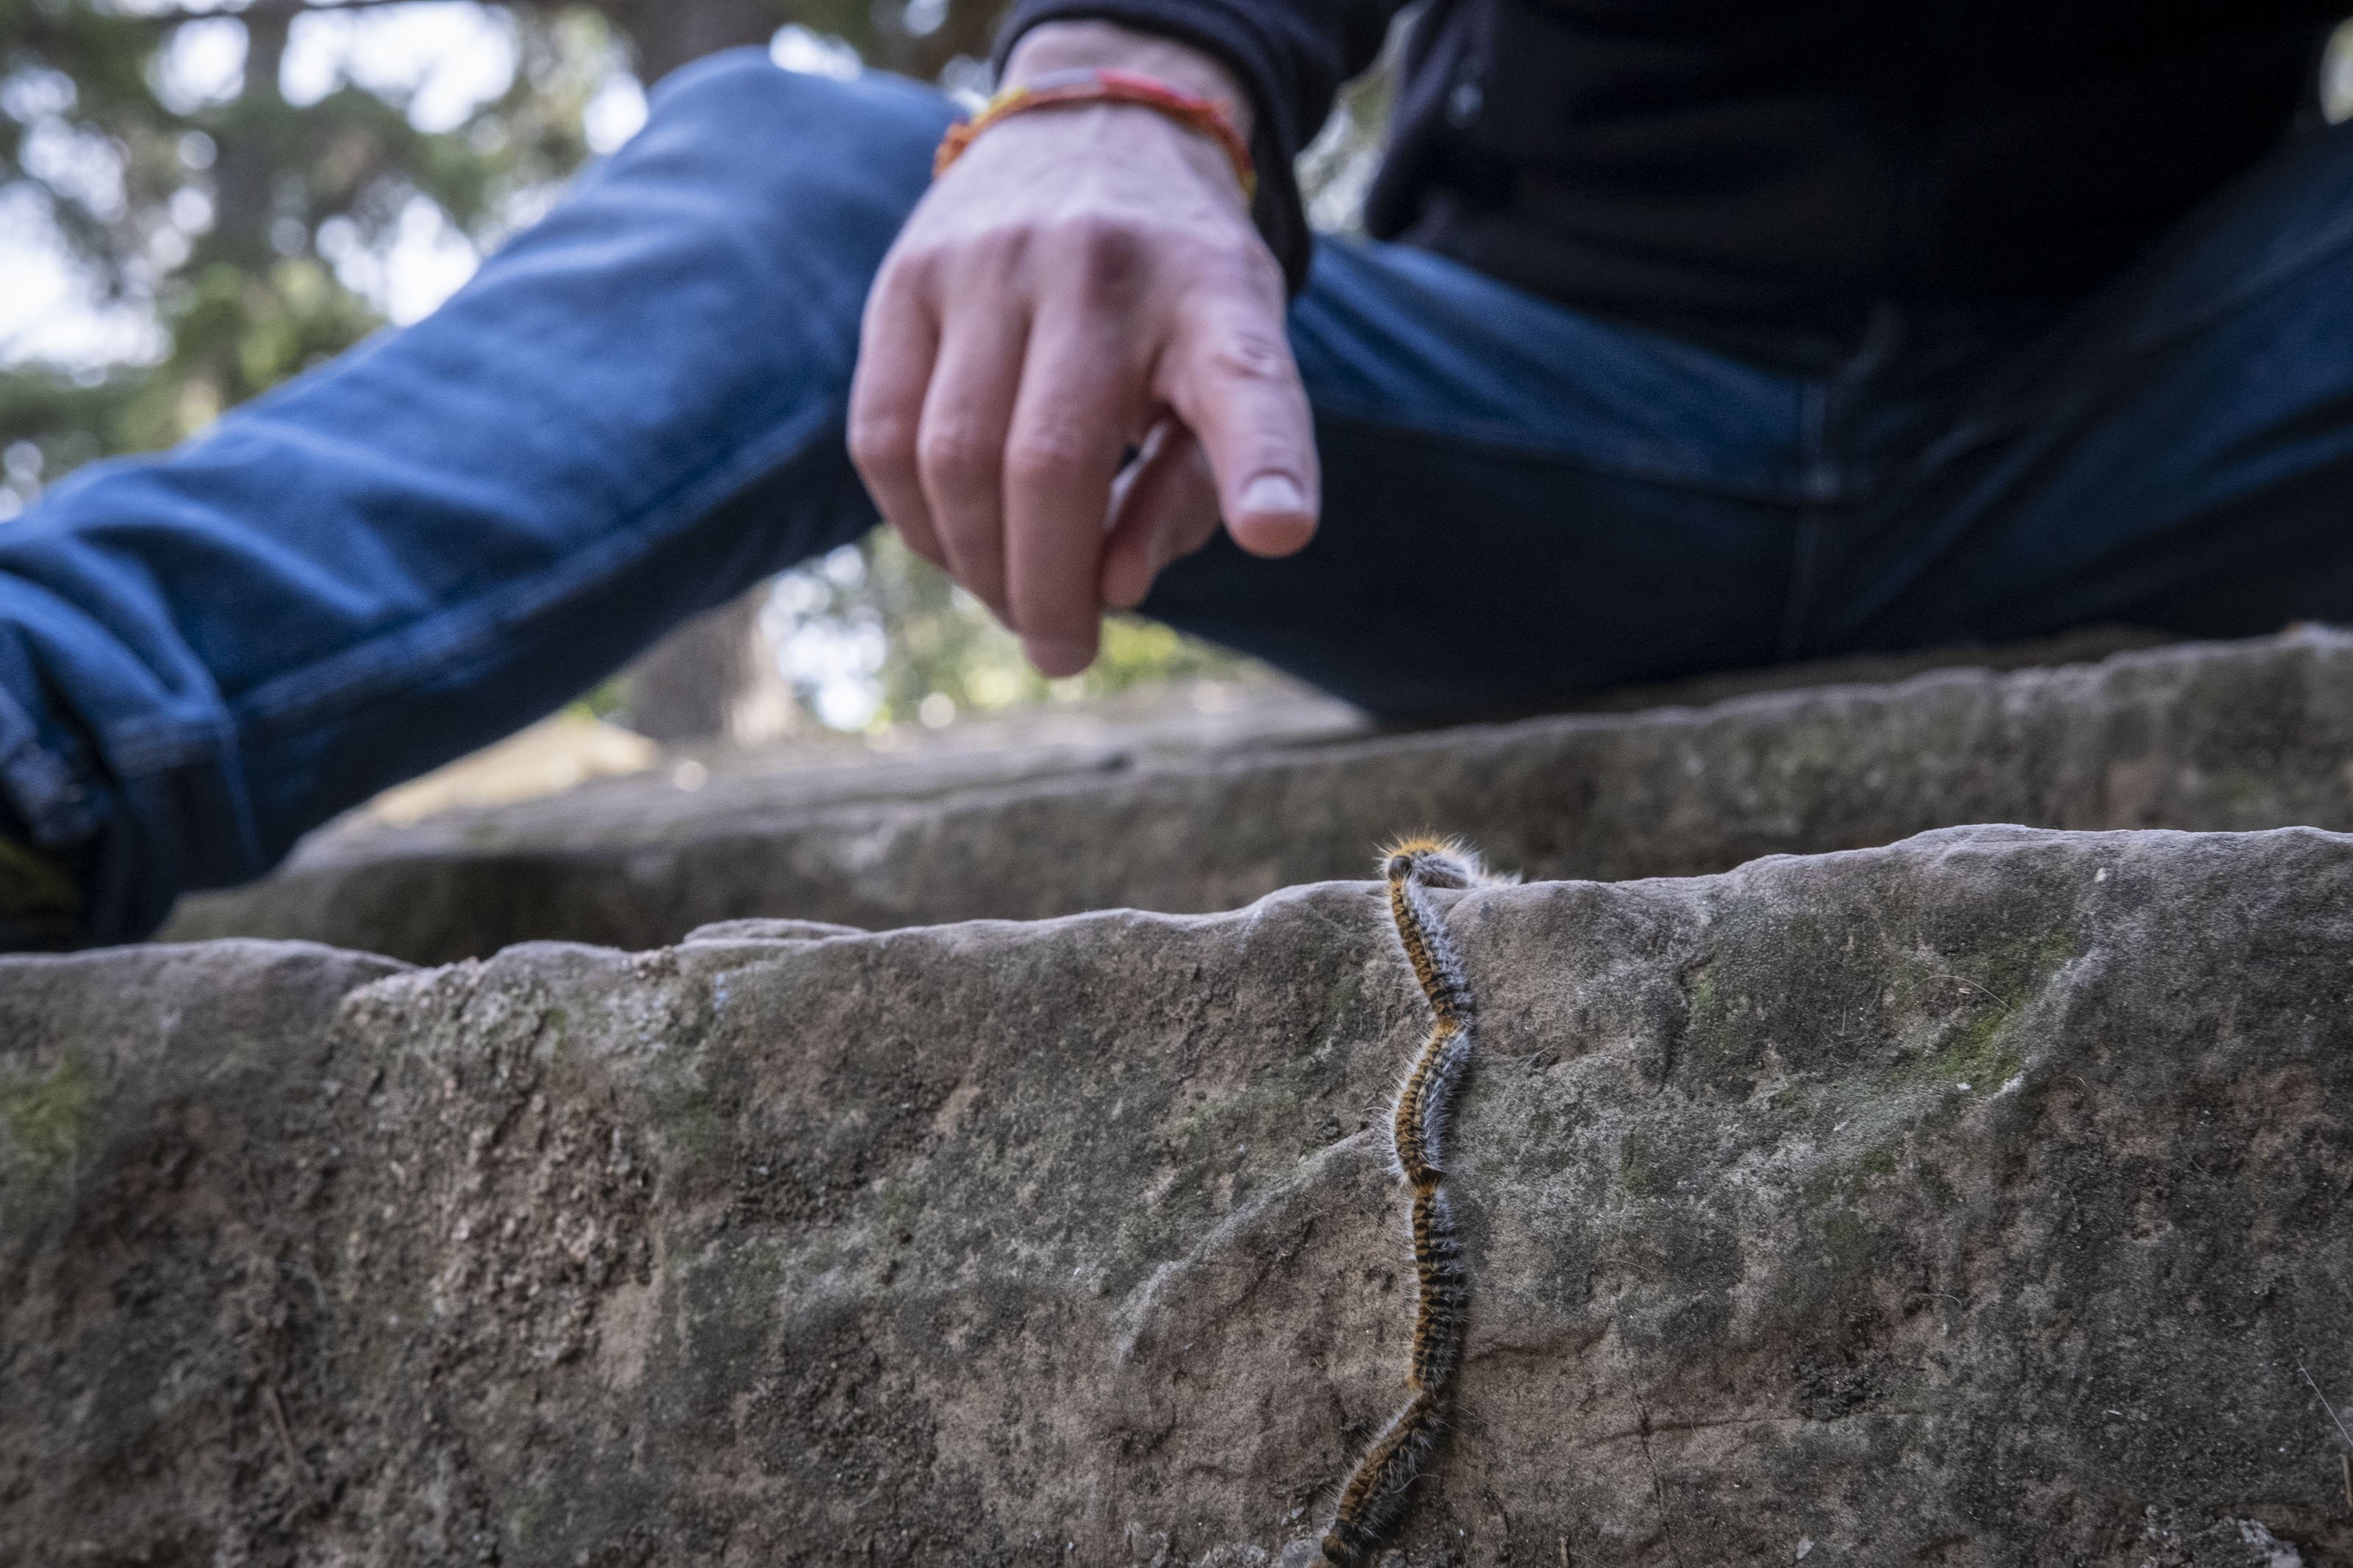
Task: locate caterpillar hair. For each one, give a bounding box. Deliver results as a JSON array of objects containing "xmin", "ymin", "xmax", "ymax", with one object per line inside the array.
[
  {"xmin": 1407, "ymin": 1185, "xmax": 1468, "ymax": 1392},
  {"xmin": 1376, "ymin": 834, "xmax": 1511, "ymax": 892},
  {"xmin": 1318, "ymin": 1389, "xmax": 1446, "ymax": 1567},
  {"xmin": 1318, "ymin": 837, "xmax": 1505, "ymax": 1565},
  {"xmin": 1390, "ymin": 1020, "xmax": 1465, "ymax": 1187}
]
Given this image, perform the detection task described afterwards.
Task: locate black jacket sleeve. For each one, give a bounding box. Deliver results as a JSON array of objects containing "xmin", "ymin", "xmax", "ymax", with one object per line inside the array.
[{"xmin": 993, "ymin": 0, "xmax": 1405, "ymax": 292}]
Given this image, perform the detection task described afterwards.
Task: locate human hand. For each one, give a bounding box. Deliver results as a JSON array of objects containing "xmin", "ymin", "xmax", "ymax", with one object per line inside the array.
[{"xmin": 848, "ymin": 22, "xmax": 1319, "ymax": 677}]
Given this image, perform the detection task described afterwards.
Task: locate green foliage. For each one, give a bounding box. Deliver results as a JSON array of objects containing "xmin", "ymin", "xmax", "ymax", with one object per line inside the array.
[
  {"xmin": 1297, "ymin": 35, "xmax": 1397, "ymax": 236},
  {"xmin": 769, "ymin": 530, "xmax": 1253, "ymax": 729},
  {"xmin": 567, "ymin": 673, "xmax": 629, "ymax": 721}
]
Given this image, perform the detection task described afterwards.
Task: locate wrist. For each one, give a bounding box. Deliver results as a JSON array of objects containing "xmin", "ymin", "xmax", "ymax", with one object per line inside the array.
[{"xmin": 1003, "ymin": 20, "xmax": 1254, "ymax": 143}]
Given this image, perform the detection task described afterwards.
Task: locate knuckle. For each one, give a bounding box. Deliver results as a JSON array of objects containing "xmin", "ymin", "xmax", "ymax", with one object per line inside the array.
[
  {"xmin": 917, "ymin": 423, "xmax": 1001, "ymax": 489},
  {"xmin": 882, "ymin": 236, "xmax": 949, "ymax": 288},
  {"xmin": 846, "ymin": 413, "xmax": 917, "ymax": 476},
  {"xmin": 1189, "ymin": 235, "xmax": 1284, "ymax": 299},
  {"xmin": 966, "ymin": 227, "xmax": 1032, "ymax": 284},
  {"xmin": 865, "ymin": 257, "xmax": 927, "ymax": 319},
  {"xmin": 1004, "ymin": 427, "xmax": 1094, "ymax": 490},
  {"xmin": 1054, "ymin": 214, "xmax": 1149, "ymax": 284},
  {"xmin": 1199, "ymin": 323, "xmax": 1296, "ymax": 388},
  {"xmin": 913, "ymin": 223, "xmax": 1029, "ymax": 290}
]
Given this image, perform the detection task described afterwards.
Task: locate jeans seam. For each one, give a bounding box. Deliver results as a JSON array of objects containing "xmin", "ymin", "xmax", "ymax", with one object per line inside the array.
[
  {"xmin": 2117, "ymin": 185, "xmax": 2353, "ymax": 368},
  {"xmin": 0, "ymin": 681, "xmax": 104, "ymax": 845},
  {"xmin": 106, "ymin": 709, "xmax": 240, "ymax": 773},
  {"xmin": 1777, "ymin": 306, "xmax": 1904, "ymax": 659},
  {"xmin": 1778, "ymin": 378, "xmax": 1832, "ymax": 661},
  {"xmin": 1892, "ymin": 196, "xmax": 2353, "ymax": 494},
  {"xmin": 226, "ymin": 398, "xmax": 846, "ymax": 742}
]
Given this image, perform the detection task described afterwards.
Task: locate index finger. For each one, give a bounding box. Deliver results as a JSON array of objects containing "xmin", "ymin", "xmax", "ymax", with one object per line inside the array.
[{"xmin": 1157, "ymin": 287, "xmax": 1318, "ymax": 559}]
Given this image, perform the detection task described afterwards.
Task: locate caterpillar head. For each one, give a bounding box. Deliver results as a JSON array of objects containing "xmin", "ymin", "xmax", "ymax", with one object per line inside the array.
[{"xmin": 1378, "ymin": 834, "xmax": 1513, "ymax": 889}]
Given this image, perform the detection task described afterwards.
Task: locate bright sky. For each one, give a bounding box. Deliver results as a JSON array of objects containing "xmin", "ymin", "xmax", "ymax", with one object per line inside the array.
[{"xmin": 0, "ymin": 4, "xmax": 868, "ymax": 371}]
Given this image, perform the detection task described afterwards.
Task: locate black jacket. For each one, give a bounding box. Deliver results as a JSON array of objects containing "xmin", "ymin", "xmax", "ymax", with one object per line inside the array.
[{"xmin": 998, "ymin": 1, "xmax": 2346, "ymax": 329}]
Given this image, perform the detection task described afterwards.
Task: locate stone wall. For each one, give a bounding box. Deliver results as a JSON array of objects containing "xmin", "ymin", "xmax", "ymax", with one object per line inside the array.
[{"xmin": 13, "ymin": 826, "xmax": 2352, "ymax": 1566}]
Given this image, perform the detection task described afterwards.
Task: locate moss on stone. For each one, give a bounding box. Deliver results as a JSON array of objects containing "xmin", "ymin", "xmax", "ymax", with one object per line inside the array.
[
  {"xmin": 1819, "ymin": 1206, "xmax": 1875, "ymax": 1283},
  {"xmin": 1619, "ymin": 1131, "xmax": 1659, "ymax": 1199},
  {"xmin": 1907, "ymin": 928, "xmax": 2077, "ymax": 1093},
  {"xmin": 1, "ymin": 1056, "xmax": 95, "ymax": 1168}
]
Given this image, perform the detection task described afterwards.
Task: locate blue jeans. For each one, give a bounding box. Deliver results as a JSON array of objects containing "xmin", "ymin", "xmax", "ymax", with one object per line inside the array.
[{"xmin": 10, "ymin": 50, "xmax": 2353, "ymax": 944}]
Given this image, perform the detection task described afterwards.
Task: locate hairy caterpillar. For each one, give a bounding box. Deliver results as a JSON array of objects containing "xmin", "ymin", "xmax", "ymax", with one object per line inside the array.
[{"xmin": 1318, "ymin": 836, "xmax": 1512, "ymax": 1566}]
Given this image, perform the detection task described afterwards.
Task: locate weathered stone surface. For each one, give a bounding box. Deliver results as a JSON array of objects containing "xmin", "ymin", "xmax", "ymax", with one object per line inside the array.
[
  {"xmin": 13, "ymin": 826, "xmax": 2353, "ymax": 1564},
  {"xmin": 165, "ymin": 628, "xmax": 2353, "ymax": 964}
]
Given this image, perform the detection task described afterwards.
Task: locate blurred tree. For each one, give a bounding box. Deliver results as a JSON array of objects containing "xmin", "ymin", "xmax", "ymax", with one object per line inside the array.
[
  {"xmin": 0, "ymin": 0, "xmax": 620, "ymax": 473},
  {"xmin": 0, "ymin": 0, "xmax": 1382, "ymax": 742},
  {"xmin": 0, "ymin": 0, "xmax": 1010, "ymax": 482},
  {"xmin": 604, "ymin": 0, "xmax": 1003, "ymax": 85}
]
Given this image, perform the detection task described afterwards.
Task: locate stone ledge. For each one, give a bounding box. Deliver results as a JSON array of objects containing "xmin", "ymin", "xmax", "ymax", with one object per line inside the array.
[
  {"xmin": 163, "ymin": 628, "xmax": 2353, "ymax": 964},
  {"xmin": 13, "ymin": 826, "xmax": 2353, "ymax": 1564}
]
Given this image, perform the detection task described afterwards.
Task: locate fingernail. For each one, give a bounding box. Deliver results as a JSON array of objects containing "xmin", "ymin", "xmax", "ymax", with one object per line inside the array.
[
  {"xmin": 1025, "ymin": 637, "xmax": 1095, "ymax": 676},
  {"xmin": 1238, "ymin": 473, "xmax": 1307, "ymax": 516}
]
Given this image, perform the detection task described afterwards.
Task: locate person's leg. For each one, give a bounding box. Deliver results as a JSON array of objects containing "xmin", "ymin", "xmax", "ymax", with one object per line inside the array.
[
  {"xmin": 0, "ymin": 54, "xmax": 950, "ymax": 943},
  {"xmin": 0, "ymin": 52, "xmax": 1849, "ymax": 943},
  {"xmin": 1795, "ymin": 116, "xmax": 2353, "ymax": 656},
  {"xmin": 1146, "ymin": 240, "xmax": 1818, "ymax": 719}
]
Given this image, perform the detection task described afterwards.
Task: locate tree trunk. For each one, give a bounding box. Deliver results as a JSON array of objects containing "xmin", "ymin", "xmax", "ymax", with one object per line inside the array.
[
  {"xmin": 621, "ymin": 585, "xmax": 799, "ymax": 745},
  {"xmin": 207, "ymin": 0, "xmax": 299, "ymax": 271},
  {"xmin": 599, "ymin": 0, "xmax": 788, "ymax": 82}
]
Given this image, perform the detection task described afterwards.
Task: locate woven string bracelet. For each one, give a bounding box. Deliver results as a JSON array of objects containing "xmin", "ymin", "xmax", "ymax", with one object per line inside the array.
[{"xmin": 932, "ymin": 66, "xmax": 1257, "ymax": 202}]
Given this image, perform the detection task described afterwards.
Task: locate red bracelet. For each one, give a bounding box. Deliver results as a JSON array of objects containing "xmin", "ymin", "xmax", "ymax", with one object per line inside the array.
[{"xmin": 933, "ymin": 67, "xmax": 1257, "ymax": 202}]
